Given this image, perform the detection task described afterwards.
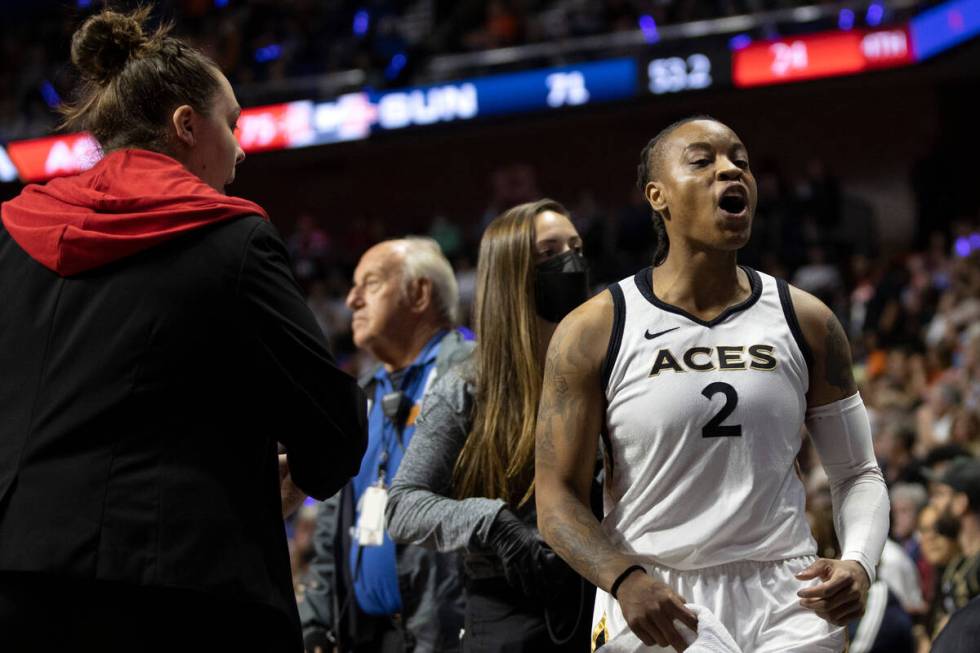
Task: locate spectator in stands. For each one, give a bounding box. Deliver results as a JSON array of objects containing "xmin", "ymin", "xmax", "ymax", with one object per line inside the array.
[
  {"xmin": 876, "ymin": 421, "xmax": 925, "ymax": 486},
  {"xmin": 387, "ymin": 199, "xmax": 593, "ymax": 652},
  {"xmin": 891, "ymin": 483, "xmax": 928, "ymax": 558},
  {"xmin": 927, "ymin": 458, "xmax": 980, "ymax": 634},
  {"xmin": 793, "ymin": 244, "xmax": 845, "ymax": 313},
  {"xmin": 916, "ymin": 504, "xmax": 961, "ymax": 649},
  {"xmin": 0, "ymin": 8, "xmax": 367, "ymax": 652},
  {"xmin": 869, "ymin": 348, "xmax": 926, "ymax": 414},
  {"xmin": 299, "ymin": 237, "xmax": 472, "ymax": 653},
  {"xmin": 961, "ymin": 332, "xmax": 980, "ymax": 411},
  {"xmin": 878, "ymin": 538, "xmax": 927, "ymax": 616},
  {"xmin": 923, "ymin": 445, "xmax": 973, "ymax": 478},
  {"xmin": 918, "ymin": 382, "xmax": 963, "ymax": 451},
  {"xmin": 950, "ymin": 409, "xmax": 980, "ymax": 455}
]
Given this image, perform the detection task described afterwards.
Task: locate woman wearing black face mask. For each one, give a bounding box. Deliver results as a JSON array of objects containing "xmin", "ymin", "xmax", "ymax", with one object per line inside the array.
[{"xmin": 386, "ymin": 199, "xmax": 594, "ymax": 652}]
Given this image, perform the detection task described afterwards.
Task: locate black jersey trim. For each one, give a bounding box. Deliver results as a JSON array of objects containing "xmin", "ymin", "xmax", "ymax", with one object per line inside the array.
[
  {"xmin": 632, "ymin": 265, "xmax": 763, "ymax": 328},
  {"xmin": 600, "ymin": 282, "xmax": 626, "ymax": 391},
  {"xmin": 777, "ymin": 278, "xmax": 813, "ymax": 373},
  {"xmin": 600, "ymin": 420, "xmax": 614, "ymax": 482}
]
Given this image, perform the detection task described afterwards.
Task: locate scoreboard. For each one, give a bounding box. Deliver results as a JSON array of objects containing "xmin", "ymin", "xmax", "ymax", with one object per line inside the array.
[
  {"xmin": 2, "ymin": 0, "xmax": 977, "ymax": 183},
  {"xmin": 733, "ymin": 28, "xmax": 913, "ymax": 87}
]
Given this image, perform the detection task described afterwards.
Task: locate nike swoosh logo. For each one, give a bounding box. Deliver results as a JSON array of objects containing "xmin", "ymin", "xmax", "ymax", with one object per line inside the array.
[{"xmin": 644, "ymin": 327, "xmax": 680, "ymax": 340}]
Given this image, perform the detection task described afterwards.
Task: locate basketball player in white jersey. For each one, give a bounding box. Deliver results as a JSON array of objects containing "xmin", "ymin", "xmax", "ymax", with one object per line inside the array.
[{"xmin": 534, "ymin": 116, "xmax": 889, "ymax": 652}]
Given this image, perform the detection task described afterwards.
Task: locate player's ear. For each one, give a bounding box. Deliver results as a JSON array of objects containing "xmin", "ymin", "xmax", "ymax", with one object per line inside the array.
[{"xmin": 646, "ymin": 181, "xmax": 668, "ymax": 214}]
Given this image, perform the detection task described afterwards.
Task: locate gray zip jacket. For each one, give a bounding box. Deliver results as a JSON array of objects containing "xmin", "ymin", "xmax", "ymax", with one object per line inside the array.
[{"xmin": 386, "ymin": 363, "xmax": 536, "ymax": 580}]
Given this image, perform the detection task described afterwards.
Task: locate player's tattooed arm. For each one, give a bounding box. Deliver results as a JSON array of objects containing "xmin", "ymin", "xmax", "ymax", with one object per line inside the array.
[
  {"xmin": 535, "ymin": 291, "xmax": 635, "ymax": 590},
  {"xmin": 789, "ymin": 285, "xmax": 859, "ymax": 407}
]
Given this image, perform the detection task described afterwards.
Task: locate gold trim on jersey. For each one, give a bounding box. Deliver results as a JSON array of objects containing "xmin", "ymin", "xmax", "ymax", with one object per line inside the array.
[{"xmin": 591, "ymin": 613, "xmax": 609, "ymax": 652}]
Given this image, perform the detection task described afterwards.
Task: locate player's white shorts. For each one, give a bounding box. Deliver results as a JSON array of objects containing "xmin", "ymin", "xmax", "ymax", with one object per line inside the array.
[{"xmin": 592, "ymin": 556, "xmax": 845, "ymax": 653}]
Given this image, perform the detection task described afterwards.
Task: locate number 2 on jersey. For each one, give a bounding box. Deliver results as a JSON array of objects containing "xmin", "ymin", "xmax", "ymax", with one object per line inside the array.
[{"xmin": 701, "ymin": 382, "xmax": 742, "ymax": 437}]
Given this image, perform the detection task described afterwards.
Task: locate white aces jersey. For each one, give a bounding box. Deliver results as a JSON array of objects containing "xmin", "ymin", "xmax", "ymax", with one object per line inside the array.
[{"xmin": 600, "ymin": 266, "xmax": 818, "ymax": 570}]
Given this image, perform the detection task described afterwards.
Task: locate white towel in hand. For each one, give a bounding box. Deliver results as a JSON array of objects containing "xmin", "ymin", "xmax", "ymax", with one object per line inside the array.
[
  {"xmin": 599, "ymin": 604, "xmax": 741, "ymax": 653},
  {"xmin": 676, "ymin": 604, "xmax": 741, "ymax": 653}
]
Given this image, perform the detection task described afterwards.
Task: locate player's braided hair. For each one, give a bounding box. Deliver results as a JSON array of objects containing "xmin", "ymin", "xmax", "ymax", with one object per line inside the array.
[{"xmin": 636, "ymin": 114, "xmax": 717, "ymax": 266}]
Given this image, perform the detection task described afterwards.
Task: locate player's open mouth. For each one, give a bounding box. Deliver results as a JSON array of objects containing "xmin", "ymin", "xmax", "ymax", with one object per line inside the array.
[{"xmin": 718, "ymin": 189, "xmax": 748, "ymax": 217}]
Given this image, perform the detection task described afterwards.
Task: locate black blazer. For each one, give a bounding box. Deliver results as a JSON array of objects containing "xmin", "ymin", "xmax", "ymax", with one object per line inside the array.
[{"xmin": 0, "ymin": 215, "xmax": 367, "ymax": 648}]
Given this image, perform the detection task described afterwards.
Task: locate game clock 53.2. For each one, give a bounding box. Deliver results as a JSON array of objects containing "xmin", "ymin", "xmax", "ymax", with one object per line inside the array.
[{"xmin": 643, "ymin": 50, "xmax": 732, "ymax": 95}]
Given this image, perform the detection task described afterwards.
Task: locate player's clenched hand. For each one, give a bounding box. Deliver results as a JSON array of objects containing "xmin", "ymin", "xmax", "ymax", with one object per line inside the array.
[
  {"xmin": 796, "ymin": 559, "xmax": 870, "ymax": 625},
  {"xmin": 617, "ymin": 570, "xmax": 698, "ymax": 652}
]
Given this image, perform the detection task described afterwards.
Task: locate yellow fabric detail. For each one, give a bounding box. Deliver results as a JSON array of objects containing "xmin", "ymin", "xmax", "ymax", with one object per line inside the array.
[{"xmin": 591, "ymin": 613, "xmax": 609, "ymax": 652}]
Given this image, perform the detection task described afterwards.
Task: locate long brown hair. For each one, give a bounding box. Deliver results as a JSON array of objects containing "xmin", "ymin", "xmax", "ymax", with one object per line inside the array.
[{"xmin": 453, "ymin": 198, "xmax": 569, "ymax": 507}]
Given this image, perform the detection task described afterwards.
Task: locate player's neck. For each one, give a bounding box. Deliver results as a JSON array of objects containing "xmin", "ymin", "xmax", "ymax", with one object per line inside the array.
[{"xmin": 652, "ymin": 249, "xmax": 745, "ymax": 316}]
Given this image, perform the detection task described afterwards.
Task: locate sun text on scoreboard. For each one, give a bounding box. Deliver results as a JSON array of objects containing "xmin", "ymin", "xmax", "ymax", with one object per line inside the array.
[{"xmin": 368, "ymin": 58, "xmax": 637, "ymax": 130}]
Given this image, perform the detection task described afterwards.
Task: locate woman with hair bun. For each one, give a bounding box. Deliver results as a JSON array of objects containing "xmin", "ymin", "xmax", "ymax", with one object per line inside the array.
[{"xmin": 0, "ymin": 8, "xmax": 367, "ymax": 652}]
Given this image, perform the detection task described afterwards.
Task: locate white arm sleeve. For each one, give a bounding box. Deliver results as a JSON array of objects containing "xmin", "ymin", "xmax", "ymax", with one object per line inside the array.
[{"xmin": 805, "ymin": 392, "xmax": 889, "ymax": 584}]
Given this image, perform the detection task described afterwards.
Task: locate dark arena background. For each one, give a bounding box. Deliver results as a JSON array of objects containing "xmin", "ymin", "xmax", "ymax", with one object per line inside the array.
[{"xmin": 1, "ymin": 1, "xmax": 978, "ymax": 651}]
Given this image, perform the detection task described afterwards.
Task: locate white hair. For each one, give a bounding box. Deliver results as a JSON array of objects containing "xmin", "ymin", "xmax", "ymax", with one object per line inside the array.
[
  {"xmin": 397, "ymin": 236, "xmax": 459, "ymax": 325},
  {"xmin": 890, "ymin": 482, "xmax": 927, "ymax": 509}
]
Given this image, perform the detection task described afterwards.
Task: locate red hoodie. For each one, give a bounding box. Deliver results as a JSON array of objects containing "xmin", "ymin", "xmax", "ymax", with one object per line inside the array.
[{"xmin": 0, "ymin": 149, "xmax": 269, "ymax": 276}]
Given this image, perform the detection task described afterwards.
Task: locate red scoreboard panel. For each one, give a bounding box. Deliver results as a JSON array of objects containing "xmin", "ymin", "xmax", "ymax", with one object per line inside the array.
[
  {"xmin": 5, "ymin": 132, "xmax": 101, "ymax": 183},
  {"xmin": 3, "ymin": 103, "xmax": 317, "ymax": 183},
  {"xmin": 234, "ymin": 101, "xmax": 316, "ymax": 153},
  {"xmin": 733, "ymin": 27, "xmax": 914, "ymax": 88}
]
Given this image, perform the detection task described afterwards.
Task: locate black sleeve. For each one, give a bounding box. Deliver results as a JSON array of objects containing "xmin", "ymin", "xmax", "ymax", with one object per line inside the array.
[{"xmin": 236, "ymin": 218, "xmax": 368, "ymax": 500}]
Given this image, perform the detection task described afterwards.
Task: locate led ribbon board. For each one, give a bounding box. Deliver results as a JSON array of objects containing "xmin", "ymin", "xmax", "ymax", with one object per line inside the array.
[
  {"xmin": 5, "ymin": 132, "xmax": 101, "ymax": 183},
  {"xmin": 235, "ymin": 101, "xmax": 316, "ymax": 152},
  {"xmin": 909, "ymin": 0, "xmax": 980, "ymax": 60},
  {"xmin": 4, "ymin": 0, "xmax": 979, "ymax": 184},
  {"xmin": 369, "ymin": 58, "xmax": 638, "ymax": 131},
  {"xmin": 733, "ymin": 27, "xmax": 913, "ymax": 88},
  {"xmin": 642, "ymin": 49, "xmax": 731, "ymax": 95}
]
